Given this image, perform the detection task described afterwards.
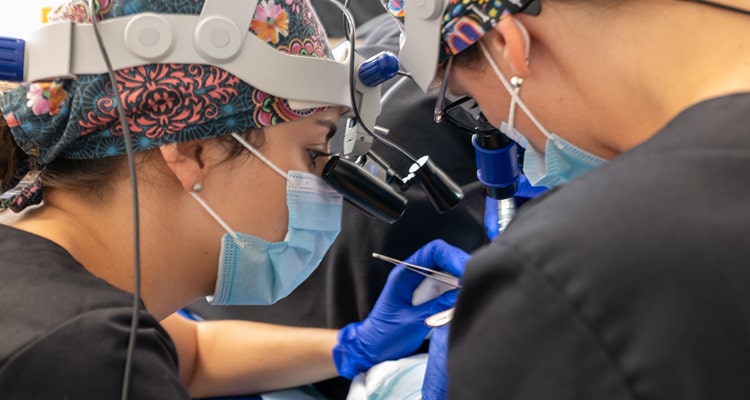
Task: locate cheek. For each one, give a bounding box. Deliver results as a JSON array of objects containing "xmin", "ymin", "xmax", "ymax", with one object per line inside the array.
[
  {"xmin": 253, "ymin": 175, "xmax": 289, "ymax": 242},
  {"xmin": 474, "ymin": 94, "xmax": 509, "ymax": 129},
  {"xmin": 451, "ymin": 69, "xmax": 510, "ymax": 128},
  {"xmin": 225, "ymin": 163, "xmax": 290, "ymax": 242},
  {"xmin": 468, "ymin": 88, "xmax": 514, "ymax": 132}
]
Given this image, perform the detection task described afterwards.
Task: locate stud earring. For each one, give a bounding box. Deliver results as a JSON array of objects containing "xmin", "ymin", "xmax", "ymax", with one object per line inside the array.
[
  {"xmin": 192, "ymin": 183, "xmax": 203, "ymax": 193},
  {"xmin": 510, "ymin": 76, "xmax": 524, "ymax": 89}
]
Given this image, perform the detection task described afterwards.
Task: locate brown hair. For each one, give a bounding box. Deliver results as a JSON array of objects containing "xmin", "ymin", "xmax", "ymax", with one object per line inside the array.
[
  {"xmin": 0, "ymin": 110, "xmax": 22, "ymax": 188},
  {"xmin": 453, "ymin": 42, "xmax": 484, "ymax": 70}
]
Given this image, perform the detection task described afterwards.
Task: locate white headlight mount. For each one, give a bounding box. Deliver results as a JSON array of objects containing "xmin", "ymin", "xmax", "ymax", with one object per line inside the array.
[
  {"xmin": 10, "ymin": 0, "xmax": 382, "ymax": 132},
  {"xmin": 397, "ymin": 0, "xmax": 449, "ymax": 92}
]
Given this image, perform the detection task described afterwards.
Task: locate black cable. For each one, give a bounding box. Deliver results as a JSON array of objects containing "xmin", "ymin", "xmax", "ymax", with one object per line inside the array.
[
  {"xmin": 326, "ymin": 0, "xmax": 419, "ymax": 163},
  {"xmin": 87, "ymin": 1, "xmax": 142, "ymax": 399}
]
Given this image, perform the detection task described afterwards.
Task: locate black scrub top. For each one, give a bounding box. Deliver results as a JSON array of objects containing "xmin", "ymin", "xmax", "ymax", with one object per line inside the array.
[
  {"xmin": 449, "ymin": 93, "xmax": 750, "ymax": 399},
  {"xmin": 0, "ymin": 225, "xmax": 188, "ymax": 399}
]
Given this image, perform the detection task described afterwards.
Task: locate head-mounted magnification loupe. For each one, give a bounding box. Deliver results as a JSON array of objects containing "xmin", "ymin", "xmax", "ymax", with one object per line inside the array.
[
  {"xmin": 323, "ymin": 48, "xmax": 464, "ymax": 223},
  {"xmin": 0, "ymin": 0, "xmax": 464, "ymax": 224},
  {"xmin": 317, "ymin": 0, "xmax": 465, "ymax": 224}
]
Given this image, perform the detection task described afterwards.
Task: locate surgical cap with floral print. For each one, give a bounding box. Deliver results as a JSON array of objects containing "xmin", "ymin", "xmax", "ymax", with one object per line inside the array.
[
  {"xmin": 384, "ymin": 0, "xmax": 539, "ymax": 61},
  {"xmin": 0, "ymin": 0, "xmax": 332, "ymax": 212}
]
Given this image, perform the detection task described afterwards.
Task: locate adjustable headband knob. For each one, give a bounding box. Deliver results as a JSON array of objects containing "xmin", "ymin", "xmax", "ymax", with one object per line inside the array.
[
  {"xmin": 124, "ymin": 14, "xmax": 175, "ymax": 61},
  {"xmin": 358, "ymin": 51, "xmax": 399, "ymax": 87},
  {"xmin": 194, "ymin": 16, "xmax": 243, "ymax": 62},
  {"xmin": 410, "ymin": 0, "xmax": 444, "ymax": 20}
]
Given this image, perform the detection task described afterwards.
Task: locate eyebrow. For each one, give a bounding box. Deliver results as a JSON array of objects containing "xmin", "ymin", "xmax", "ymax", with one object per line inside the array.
[{"xmin": 316, "ymin": 119, "xmax": 338, "ymax": 141}]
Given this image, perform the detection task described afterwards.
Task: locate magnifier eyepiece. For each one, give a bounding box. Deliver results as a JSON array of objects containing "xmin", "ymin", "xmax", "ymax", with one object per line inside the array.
[
  {"xmin": 472, "ymin": 132, "xmax": 520, "ymax": 200},
  {"xmin": 408, "ymin": 156, "xmax": 464, "ymax": 213},
  {"xmin": 323, "ymin": 155, "xmax": 407, "ymax": 224}
]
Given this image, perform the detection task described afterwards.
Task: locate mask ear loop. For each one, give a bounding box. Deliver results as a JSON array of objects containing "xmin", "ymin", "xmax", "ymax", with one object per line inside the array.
[
  {"xmin": 517, "ymin": 17, "xmax": 531, "ymax": 66},
  {"xmin": 506, "ymin": 76, "xmax": 522, "ymax": 137},
  {"xmin": 478, "ymin": 23, "xmax": 553, "ymax": 141},
  {"xmin": 189, "ymin": 132, "xmax": 297, "ymax": 247},
  {"xmin": 186, "ymin": 133, "xmax": 273, "ymax": 247},
  {"xmin": 231, "ymin": 133, "xmax": 291, "ymax": 182},
  {"xmin": 189, "ymin": 191, "xmax": 243, "ymax": 245},
  {"xmin": 505, "ymin": 17, "xmax": 529, "ymax": 137}
]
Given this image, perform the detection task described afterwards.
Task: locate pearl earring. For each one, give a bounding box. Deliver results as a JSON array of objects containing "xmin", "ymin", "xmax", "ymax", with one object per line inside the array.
[
  {"xmin": 192, "ymin": 183, "xmax": 203, "ymax": 193},
  {"xmin": 510, "ymin": 76, "xmax": 524, "ymax": 89}
]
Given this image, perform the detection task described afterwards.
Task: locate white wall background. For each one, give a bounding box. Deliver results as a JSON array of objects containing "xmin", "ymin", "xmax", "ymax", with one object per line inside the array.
[{"xmin": 0, "ymin": 0, "xmax": 55, "ymax": 39}]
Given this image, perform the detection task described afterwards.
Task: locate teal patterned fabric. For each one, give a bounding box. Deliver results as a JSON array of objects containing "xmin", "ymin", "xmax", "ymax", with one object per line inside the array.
[{"xmin": 0, "ymin": 0, "xmax": 332, "ymax": 211}]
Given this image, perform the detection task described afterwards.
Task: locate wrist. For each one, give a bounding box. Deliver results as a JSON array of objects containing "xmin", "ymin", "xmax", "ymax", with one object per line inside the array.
[{"xmin": 332, "ymin": 322, "xmax": 375, "ymax": 379}]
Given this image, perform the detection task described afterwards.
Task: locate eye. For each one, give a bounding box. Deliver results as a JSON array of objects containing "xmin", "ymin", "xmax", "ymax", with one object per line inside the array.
[{"xmin": 307, "ymin": 149, "xmax": 332, "ymax": 170}]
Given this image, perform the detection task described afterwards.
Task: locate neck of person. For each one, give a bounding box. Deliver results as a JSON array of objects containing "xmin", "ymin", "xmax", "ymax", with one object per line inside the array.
[{"xmin": 12, "ymin": 187, "xmax": 216, "ymax": 321}]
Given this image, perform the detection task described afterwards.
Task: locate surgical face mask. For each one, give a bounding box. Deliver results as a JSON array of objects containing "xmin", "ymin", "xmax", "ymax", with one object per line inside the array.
[
  {"xmin": 191, "ymin": 133, "xmax": 343, "ymax": 305},
  {"xmin": 478, "ymin": 40, "xmax": 606, "ymax": 188},
  {"xmin": 500, "ymin": 121, "xmax": 606, "ymax": 188}
]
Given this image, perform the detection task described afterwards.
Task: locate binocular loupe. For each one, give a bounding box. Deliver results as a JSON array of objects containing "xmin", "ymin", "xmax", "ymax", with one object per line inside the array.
[
  {"xmin": 320, "ymin": 51, "xmax": 464, "ymax": 224},
  {"xmin": 322, "ymin": 150, "xmax": 464, "ymax": 224}
]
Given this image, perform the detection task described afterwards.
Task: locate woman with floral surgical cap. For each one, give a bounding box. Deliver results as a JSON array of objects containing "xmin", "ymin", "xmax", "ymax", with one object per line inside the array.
[{"xmin": 0, "ymin": 0, "xmax": 466, "ymax": 398}]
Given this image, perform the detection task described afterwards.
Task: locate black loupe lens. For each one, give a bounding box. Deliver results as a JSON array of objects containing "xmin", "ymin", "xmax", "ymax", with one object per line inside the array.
[
  {"xmin": 322, "ymin": 156, "xmax": 407, "ymax": 224},
  {"xmin": 409, "ymin": 156, "xmax": 464, "ymax": 213}
]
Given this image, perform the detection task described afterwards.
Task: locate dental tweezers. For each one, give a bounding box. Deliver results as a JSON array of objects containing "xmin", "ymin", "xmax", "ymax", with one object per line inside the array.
[{"xmin": 371, "ymin": 252, "xmax": 462, "ymax": 289}]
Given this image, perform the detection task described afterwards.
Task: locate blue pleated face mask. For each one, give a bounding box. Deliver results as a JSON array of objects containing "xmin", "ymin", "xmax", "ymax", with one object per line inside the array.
[
  {"xmin": 191, "ymin": 134, "xmax": 343, "ymax": 305},
  {"xmin": 500, "ymin": 122, "xmax": 606, "ymax": 188},
  {"xmin": 479, "ymin": 39, "xmax": 607, "ymax": 188}
]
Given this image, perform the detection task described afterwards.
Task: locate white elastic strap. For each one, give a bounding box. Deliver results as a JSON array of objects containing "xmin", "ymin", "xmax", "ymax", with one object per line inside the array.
[
  {"xmin": 507, "ymin": 85, "xmax": 520, "ymax": 135},
  {"xmin": 189, "ymin": 191, "xmax": 242, "ymax": 244},
  {"xmin": 230, "ymin": 133, "xmax": 290, "ymax": 181},
  {"xmin": 511, "ymin": 17, "xmax": 530, "ymax": 133},
  {"xmin": 516, "ymin": 18, "xmax": 531, "ymax": 67},
  {"xmin": 478, "ymin": 42, "xmax": 552, "ymax": 140}
]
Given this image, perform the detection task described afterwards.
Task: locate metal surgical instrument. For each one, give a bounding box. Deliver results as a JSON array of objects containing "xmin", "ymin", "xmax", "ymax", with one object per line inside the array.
[
  {"xmin": 372, "ymin": 252, "xmax": 460, "ymax": 328},
  {"xmin": 371, "ymin": 253, "xmax": 462, "ymax": 289}
]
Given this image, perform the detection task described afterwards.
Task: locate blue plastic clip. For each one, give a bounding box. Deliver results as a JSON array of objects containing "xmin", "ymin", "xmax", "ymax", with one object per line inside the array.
[{"xmin": 0, "ymin": 37, "xmax": 25, "ymax": 82}]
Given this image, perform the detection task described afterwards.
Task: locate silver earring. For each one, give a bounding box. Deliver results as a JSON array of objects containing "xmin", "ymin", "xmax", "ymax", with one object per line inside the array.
[
  {"xmin": 510, "ymin": 76, "xmax": 524, "ymax": 89},
  {"xmin": 192, "ymin": 183, "xmax": 203, "ymax": 193}
]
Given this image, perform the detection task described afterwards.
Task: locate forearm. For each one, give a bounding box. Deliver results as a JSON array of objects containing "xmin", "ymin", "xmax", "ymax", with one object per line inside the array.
[{"xmin": 163, "ymin": 315, "xmax": 339, "ymax": 399}]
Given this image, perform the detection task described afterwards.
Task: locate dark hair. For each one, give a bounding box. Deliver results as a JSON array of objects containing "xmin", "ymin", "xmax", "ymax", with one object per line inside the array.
[
  {"xmin": 453, "ymin": 42, "xmax": 484, "ymax": 70},
  {"xmin": 0, "ymin": 106, "xmax": 264, "ymax": 203},
  {"xmin": 0, "ymin": 110, "xmax": 20, "ymax": 188},
  {"xmin": 434, "ymin": 42, "xmax": 486, "ymax": 89}
]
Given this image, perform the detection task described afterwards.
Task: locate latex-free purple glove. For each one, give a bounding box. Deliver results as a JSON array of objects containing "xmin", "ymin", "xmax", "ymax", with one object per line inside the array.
[
  {"xmin": 332, "ymin": 239, "xmax": 468, "ymax": 379},
  {"xmin": 422, "ymin": 324, "xmax": 450, "ymax": 400}
]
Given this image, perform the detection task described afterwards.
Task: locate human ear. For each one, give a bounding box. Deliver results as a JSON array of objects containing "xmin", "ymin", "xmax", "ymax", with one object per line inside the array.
[
  {"xmin": 494, "ymin": 15, "xmax": 531, "ymax": 77},
  {"xmin": 159, "ymin": 141, "xmax": 206, "ymax": 192}
]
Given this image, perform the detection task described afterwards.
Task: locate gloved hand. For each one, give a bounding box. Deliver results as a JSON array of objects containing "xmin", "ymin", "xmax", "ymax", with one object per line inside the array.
[
  {"xmin": 332, "ymin": 239, "xmax": 469, "ymax": 379},
  {"xmin": 422, "ymin": 324, "xmax": 450, "ymax": 400}
]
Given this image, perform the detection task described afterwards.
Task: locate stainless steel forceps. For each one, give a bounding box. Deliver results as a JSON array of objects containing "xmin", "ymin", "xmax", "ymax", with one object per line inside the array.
[
  {"xmin": 371, "ymin": 252, "xmax": 461, "ymax": 289},
  {"xmin": 371, "ymin": 252, "xmax": 461, "ymax": 328}
]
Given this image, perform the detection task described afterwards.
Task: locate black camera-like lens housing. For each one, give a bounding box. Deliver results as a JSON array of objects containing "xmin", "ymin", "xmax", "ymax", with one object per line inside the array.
[{"xmin": 322, "ymin": 156, "xmax": 407, "ymax": 224}]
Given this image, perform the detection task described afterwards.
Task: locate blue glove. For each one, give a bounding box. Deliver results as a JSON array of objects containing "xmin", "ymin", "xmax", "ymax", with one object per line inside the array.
[
  {"xmin": 332, "ymin": 239, "xmax": 468, "ymax": 379},
  {"xmin": 422, "ymin": 324, "xmax": 450, "ymax": 400}
]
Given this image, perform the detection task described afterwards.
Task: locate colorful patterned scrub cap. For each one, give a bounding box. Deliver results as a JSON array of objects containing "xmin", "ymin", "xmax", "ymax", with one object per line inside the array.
[
  {"xmin": 0, "ymin": 0, "xmax": 332, "ymax": 212},
  {"xmin": 384, "ymin": 0, "xmax": 540, "ymax": 61}
]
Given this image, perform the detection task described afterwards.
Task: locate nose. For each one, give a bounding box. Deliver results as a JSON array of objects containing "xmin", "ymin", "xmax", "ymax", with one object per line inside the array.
[{"xmin": 334, "ymin": 105, "xmax": 350, "ymax": 116}]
